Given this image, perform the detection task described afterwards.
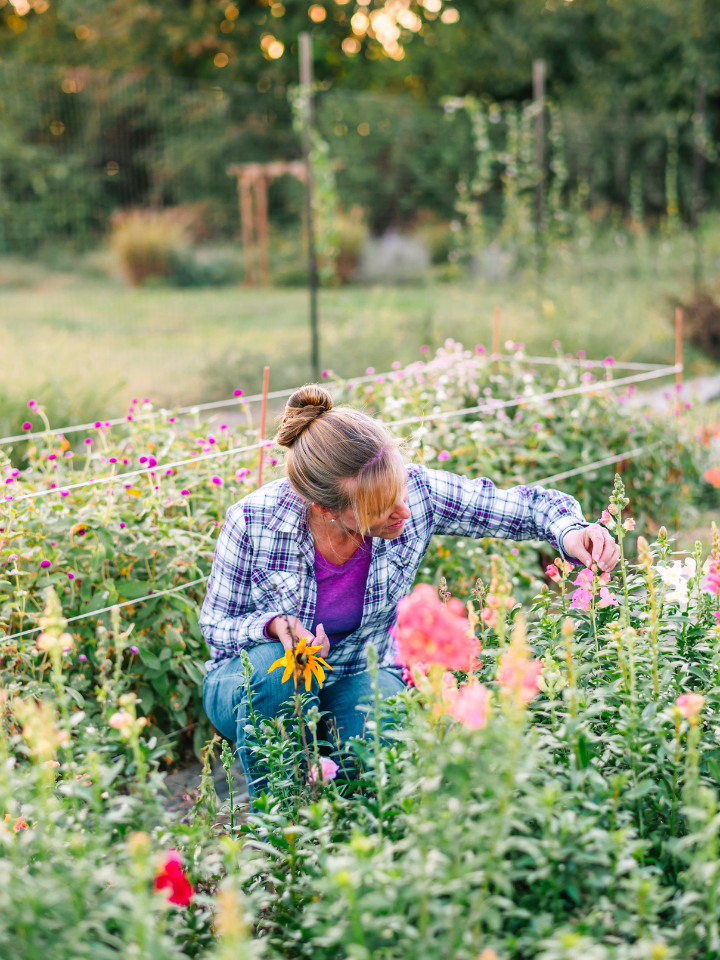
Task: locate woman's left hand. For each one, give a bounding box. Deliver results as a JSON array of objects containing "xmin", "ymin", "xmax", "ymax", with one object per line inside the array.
[{"xmin": 563, "ymin": 524, "xmax": 620, "ymax": 572}]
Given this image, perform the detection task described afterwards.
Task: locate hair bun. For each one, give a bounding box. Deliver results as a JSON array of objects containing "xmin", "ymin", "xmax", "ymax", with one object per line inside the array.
[{"xmin": 275, "ymin": 384, "xmax": 333, "ymax": 448}]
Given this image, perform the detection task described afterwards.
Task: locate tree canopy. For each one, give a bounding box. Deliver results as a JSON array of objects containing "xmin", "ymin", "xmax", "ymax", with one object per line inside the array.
[{"xmin": 0, "ymin": 0, "xmax": 717, "ymax": 112}]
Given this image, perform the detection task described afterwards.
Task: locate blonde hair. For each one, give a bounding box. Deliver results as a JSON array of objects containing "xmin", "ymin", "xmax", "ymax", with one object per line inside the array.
[{"xmin": 275, "ymin": 384, "xmax": 404, "ymax": 534}]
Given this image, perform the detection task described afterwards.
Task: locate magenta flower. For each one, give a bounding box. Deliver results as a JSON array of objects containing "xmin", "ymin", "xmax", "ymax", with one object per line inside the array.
[
  {"xmin": 127, "ymin": 415, "xmax": 133, "ymax": 422},
  {"xmin": 233, "ymin": 389, "xmax": 243, "ymax": 397},
  {"xmin": 67, "ymin": 572, "xmax": 75, "ymax": 579},
  {"xmin": 130, "ymin": 646, "xmax": 139, "ymax": 654},
  {"xmin": 165, "ymin": 469, "xmax": 173, "ymax": 476},
  {"xmin": 4, "ymin": 478, "xmax": 13, "ymax": 485},
  {"xmin": 94, "ymin": 421, "xmax": 101, "ymax": 428},
  {"xmin": 574, "ymin": 568, "xmax": 594, "ymax": 587},
  {"xmin": 139, "ymin": 456, "xmax": 147, "ymax": 464},
  {"xmin": 119, "ymin": 522, "xmax": 126, "ymax": 528},
  {"xmin": 65, "ymin": 451, "xmax": 73, "ymax": 458},
  {"xmin": 181, "ymin": 489, "xmax": 190, "ymax": 496},
  {"xmin": 148, "ymin": 456, "xmax": 158, "ymax": 468},
  {"xmin": 132, "ymin": 398, "xmax": 138, "ymax": 403},
  {"xmin": 476, "ymin": 344, "xmax": 485, "ymax": 354},
  {"xmin": 122, "ymin": 458, "xmax": 129, "ymax": 465},
  {"xmin": 109, "ymin": 457, "xmax": 117, "ymax": 464},
  {"xmin": 27, "ymin": 399, "xmax": 36, "ymax": 408},
  {"xmin": 60, "ymin": 489, "xmax": 69, "ymax": 497},
  {"xmin": 421, "ymin": 345, "xmax": 429, "ymax": 353},
  {"xmin": 366, "ymin": 367, "xmax": 375, "ymax": 375},
  {"xmin": 552, "ymin": 340, "xmax": 561, "ymax": 349},
  {"xmin": 207, "ymin": 435, "xmax": 216, "ymax": 444},
  {"xmin": 169, "ymin": 417, "xmax": 176, "ymax": 423},
  {"xmin": 577, "ymin": 350, "xmax": 585, "ymax": 358},
  {"xmin": 437, "ymin": 450, "xmax": 450, "ymax": 462},
  {"xmin": 531, "ymin": 423, "xmax": 540, "ymax": 431},
  {"xmin": 79, "ymin": 654, "xmax": 87, "ymax": 662},
  {"xmin": 570, "ymin": 588, "xmax": 592, "ymax": 612},
  {"xmin": 84, "ymin": 438, "xmax": 91, "ymax": 446},
  {"xmin": 22, "ymin": 422, "xmax": 32, "ymax": 431},
  {"xmin": 392, "ymin": 361, "xmax": 401, "ymax": 369},
  {"xmin": 220, "ymin": 424, "xmax": 228, "ymax": 431},
  {"xmin": 48, "ymin": 453, "xmax": 57, "ymax": 461},
  {"xmin": 211, "ymin": 476, "xmax": 224, "ymax": 486},
  {"xmin": 321, "ymin": 370, "xmax": 329, "ymax": 378},
  {"xmin": 143, "ymin": 398, "xmax": 149, "ymax": 403},
  {"xmin": 40, "ymin": 560, "xmax": 51, "ymax": 569},
  {"xmin": 235, "ymin": 469, "xmax": 250, "ymax": 482}
]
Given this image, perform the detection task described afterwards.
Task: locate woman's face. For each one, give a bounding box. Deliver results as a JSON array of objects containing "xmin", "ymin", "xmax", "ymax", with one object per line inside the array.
[{"xmin": 337, "ymin": 455, "xmax": 411, "ymax": 539}]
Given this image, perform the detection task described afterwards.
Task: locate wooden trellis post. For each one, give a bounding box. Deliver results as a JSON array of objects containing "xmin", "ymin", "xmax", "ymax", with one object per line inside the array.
[{"xmin": 227, "ymin": 162, "xmax": 307, "ymax": 286}]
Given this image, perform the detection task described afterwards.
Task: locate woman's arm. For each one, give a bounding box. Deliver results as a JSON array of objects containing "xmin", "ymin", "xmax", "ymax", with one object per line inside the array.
[
  {"xmin": 199, "ymin": 505, "xmax": 287, "ymax": 659},
  {"xmin": 419, "ymin": 466, "xmax": 590, "ymax": 561}
]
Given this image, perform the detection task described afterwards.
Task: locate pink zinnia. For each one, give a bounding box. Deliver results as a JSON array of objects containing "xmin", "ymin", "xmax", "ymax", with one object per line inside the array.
[
  {"xmin": 393, "ymin": 584, "xmax": 478, "ymax": 671},
  {"xmin": 309, "ymin": 757, "xmax": 339, "ymax": 783},
  {"xmin": 445, "ymin": 679, "xmax": 490, "ymax": 730},
  {"xmin": 676, "ymin": 693, "xmax": 705, "ymax": 721}
]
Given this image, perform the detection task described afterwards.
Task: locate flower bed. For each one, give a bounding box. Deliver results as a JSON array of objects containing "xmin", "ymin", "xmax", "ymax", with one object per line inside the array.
[{"xmin": 3, "ymin": 478, "xmax": 720, "ymax": 958}]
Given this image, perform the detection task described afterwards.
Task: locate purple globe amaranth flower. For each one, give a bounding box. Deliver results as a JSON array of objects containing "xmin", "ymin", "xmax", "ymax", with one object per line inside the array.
[
  {"xmin": 60, "ymin": 489, "xmax": 69, "ymax": 497},
  {"xmin": 207, "ymin": 435, "xmax": 216, "ymax": 444},
  {"xmin": 40, "ymin": 560, "xmax": 51, "ymax": 569},
  {"xmin": 169, "ymin": 417, "xmax": 176, "ymax": 423},
  {"xmin": 146, "ymin": 456, "xmax": 157, "ymax": 469},
  {"xmin": 211, "ymin": 476, "xmax": 224, "ymax": 486},
  {"xmin": 48, "ymin": 453, "xmax": 57, "ymax": 460},
  {"xmin": 22, "ymin": 422, "xmax": 32, "ymax": 431},
  {"xmin": 65, "ymin": 451, "xmax": 73, "ymax": 458},
  {"xmin": 138, "ymin": 456, "xmax": 148, "ymax": 464},
  {"xmin": 127, "ymin": 415, "xmax": 133, "ymax": 422},
  {"xmin": 233, "ymin": 389, "xmax": 243, "ymax": 397},
  {"xmin": 67, "ymin": 572, "xmax": 75, "ymax": 579},
  {"xmin": 109, "ymin": 457, "xmax": 117, "ymax": 463},
  {"xmin": 79, "ymin": 654, "xmax": 87, "ymax": 662},
  {"xmin": 129, "ymin": 646, "xmax": 139, "ymax": 654},
  {"xmin": 27, "ymin": 399, "xmax": 36, "ymax": 408},
  {"xmin": 84, "ymin": 438, "xmax": 91, "ymax": 445},
  {"xmin": 181, "ymin": 489, "xmax": 190, "ymax": 496},
  {"xmin": 119, "ymin": 522, "xmax": 126, "ymax": 528},
  {"xmin": 438, "ymin": 450, "xmax": 450, "ymax": 462},
  {"xmin": 366, "ymin": 367, "xmax": 375, "ymax": 375},
  {"xmin": 421, "ymin": 345, "xmax": 429, "ymax": 353},
  {"xmin": 476, "ymin": 345, "xmax": 485, "ymax": 354},
  {"xmin": 94, "ymin": 421, "xmax": 101, "ymax": 428}
]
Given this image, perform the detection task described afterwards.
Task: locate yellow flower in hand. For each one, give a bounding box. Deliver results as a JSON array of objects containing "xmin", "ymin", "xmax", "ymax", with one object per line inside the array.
[{"xmin": 268, "ymin": 636, "xmax": 332, "ymax": 691}]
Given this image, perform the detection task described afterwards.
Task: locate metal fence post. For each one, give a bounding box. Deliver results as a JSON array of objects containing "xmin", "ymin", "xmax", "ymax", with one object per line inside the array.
[{"xmin": 299, "ymin": 32, "xmax": 320, "ymax": 382}]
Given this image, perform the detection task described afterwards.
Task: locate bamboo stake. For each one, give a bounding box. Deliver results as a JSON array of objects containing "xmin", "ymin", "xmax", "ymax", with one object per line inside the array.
[
  {"xmin": 239, "ymin": 175, "xmax": 255, "ymax": 286},
  {"xmin": 493, "ymin": 306, "xmax": 501, "ymax": 372},
  {"xmin": 257, "ymin": 366, "xmax": 270, "ymax": 489},
  {"xmin": 675, "ymin": 306, "xmax": 683, "ymax": 388}
]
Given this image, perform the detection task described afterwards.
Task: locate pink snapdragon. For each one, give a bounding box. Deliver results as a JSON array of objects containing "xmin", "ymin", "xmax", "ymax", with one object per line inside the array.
[
  {"xmin": 497, "ymin": 639, "xmax": 542, "ymax": 705},
  {"xmin": 574, "ymin": 568, "xmax": 594, "ymax": 587},
  {"xmin": 444, "ymin": 678, "xmax": 490, "ymax": 730},
  {"xmin": 597, "ymin": 586, "xmax": 619, "ymax": 609},
  {"xmin": 308, "ymin": 757, "xmax": 339, "ymax": 783},
  {"xmin": 545, "ymin": 563, "xmax": 561, "ymax": 583},
  {"xmin": 701, "ymin": 561, "xmax": 720, "ymax": 595},
  {"xmin": 676, "ymin": 693, "xmax": 705, "ymax": 723},
  {"xmin": 394, "ymin": 583, "xmax": 478, "ymax": 671},
  {"xmin": 570, "ymin": 588, "xmax": 592, "ymax": 612}
]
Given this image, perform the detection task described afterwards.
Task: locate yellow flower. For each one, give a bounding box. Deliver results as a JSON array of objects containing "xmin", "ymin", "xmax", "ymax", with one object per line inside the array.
[{"xmin": 268, "ymin": 637, "xmax": 332, "ymax": 691}]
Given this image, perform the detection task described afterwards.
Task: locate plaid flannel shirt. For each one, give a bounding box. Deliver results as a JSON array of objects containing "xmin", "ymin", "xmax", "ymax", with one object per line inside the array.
[{"xmin": 199, "ymin": 465, "xmax": 588, "ymax": 683}]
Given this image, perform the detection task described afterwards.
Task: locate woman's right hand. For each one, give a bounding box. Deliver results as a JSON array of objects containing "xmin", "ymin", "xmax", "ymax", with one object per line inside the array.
[{"xmin": 267, "ymin": 616, "xmax": 329, "ymax": 656}]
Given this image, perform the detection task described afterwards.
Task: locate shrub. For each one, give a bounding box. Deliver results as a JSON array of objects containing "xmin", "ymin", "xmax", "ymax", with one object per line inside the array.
[{"xmin": 110, "ymin": 208, "xmax": 193, "ymax": 286}]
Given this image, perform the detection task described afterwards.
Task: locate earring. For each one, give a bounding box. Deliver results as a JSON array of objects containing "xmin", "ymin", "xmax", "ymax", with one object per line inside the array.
[{"xmin": 331, "ymin": 518, "xmax": 336, "ymax": 522}]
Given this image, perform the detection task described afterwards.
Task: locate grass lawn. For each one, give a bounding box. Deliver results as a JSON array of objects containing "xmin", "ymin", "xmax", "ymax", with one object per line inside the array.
[{"xmin": 2, "ymin": 225, "xmax": 719, "ymax": 431}]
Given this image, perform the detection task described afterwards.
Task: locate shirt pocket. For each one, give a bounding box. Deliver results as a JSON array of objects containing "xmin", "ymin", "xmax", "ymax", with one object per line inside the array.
[
  {"xmin": 384, "ymin": 539, "xmax": 426, "ymax": 605},
  {"xmin": 250, "ymin": 568, "xmax": 300, "ymax": 611}
]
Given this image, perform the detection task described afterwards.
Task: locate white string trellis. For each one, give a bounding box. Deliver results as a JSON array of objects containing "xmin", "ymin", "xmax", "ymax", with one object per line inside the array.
[
  {"xmin": 0, "ymin": 437, "xmax": 673, "ymax": 645},
  {"xmin": 0, "ymin": 354, "xmax": 676, "ymax": 448},
  {"xmin": 1, "ymin": 363, "xmax": 681, "ymax": 505},
  {"xmin": 0, "ymin": 576, "xmax": 209, "ymax": 644}
]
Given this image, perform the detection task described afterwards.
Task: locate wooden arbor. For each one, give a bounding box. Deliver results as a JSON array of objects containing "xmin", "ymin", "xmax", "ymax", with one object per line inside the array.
[{"xmin": 227, "ymin": 161, "xmax": 307, "ymax": 286}]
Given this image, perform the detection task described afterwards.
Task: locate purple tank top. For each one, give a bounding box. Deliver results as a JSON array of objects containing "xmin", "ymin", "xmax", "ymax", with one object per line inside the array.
[{"xmin": 311, "ymin": 538, "xmax": 372, "ymax": 647}]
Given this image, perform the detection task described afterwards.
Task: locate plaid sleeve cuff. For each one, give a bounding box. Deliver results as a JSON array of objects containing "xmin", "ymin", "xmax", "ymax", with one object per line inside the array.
[{"xmin": 557, "ymin": 520, "xmax": 591, "ymax": 566}]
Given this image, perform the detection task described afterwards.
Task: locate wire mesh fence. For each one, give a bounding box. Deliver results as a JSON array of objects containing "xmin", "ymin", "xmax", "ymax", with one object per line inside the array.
[{"xmin": 0, "ymin": 61, "xmax": 717, "ymax": 259}]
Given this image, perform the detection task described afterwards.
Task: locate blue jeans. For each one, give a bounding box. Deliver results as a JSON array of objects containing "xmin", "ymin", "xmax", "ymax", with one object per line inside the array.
[{"xmin": 202, "ymin": 642, "xmax": 405, "ymax": 799}]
